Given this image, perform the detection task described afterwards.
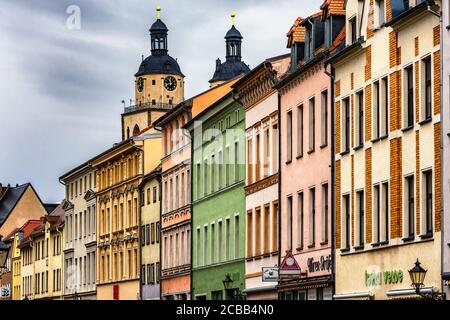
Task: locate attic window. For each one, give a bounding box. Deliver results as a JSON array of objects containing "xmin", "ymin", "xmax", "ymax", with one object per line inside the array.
[{"xmin": 349, "ymin": 17, "xmax": 357, "ymax": 44}]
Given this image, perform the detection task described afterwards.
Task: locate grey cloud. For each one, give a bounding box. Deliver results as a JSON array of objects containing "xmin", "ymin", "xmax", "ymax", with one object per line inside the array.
[{"xmin": 0, "ymin": 0, "xmax": 322, "ymax": 202}]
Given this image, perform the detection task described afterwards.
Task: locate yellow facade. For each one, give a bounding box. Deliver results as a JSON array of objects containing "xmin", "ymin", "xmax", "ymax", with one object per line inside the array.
[
  {"xmin": 30, "ymin": 219, "xmax": 64, "ymax": 300},
  {"xmin": 140, "ymin": 168, "xmax": 161, "ymax": 300},
  {"xmin": 93, "ymin": 141, "xmax": 143, "ymax": 300},
  {"xmin": 11, "ymin": 233, "xmax": 21, "ymax": 300}
]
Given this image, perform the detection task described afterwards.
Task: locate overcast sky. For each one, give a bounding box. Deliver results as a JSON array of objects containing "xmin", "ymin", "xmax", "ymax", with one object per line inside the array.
[{"xmin": 0, "ymin": 0, "xmax": 322, "ymax": 203}]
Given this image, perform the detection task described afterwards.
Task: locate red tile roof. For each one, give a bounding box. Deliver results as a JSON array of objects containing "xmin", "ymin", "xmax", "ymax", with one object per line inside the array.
[
  {"xmin": 329, "ymin": 26, "xmax": 346, "ymax": 53},
  {"xmin": 321, "ymin": 0, "xmax": 346, "ymax": 19},
  {"xmin": 286, "ymin": 17, "xmax": 305, "ymax": 48}
]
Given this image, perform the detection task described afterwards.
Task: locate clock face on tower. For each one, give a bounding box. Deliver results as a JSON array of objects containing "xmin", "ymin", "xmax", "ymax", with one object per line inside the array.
[
  {"xmin": 164, "ymin": 76, "xmax": 177, "ymax": 91},
  {"xmin": 137, "ymin": 77, "xmax": 144, "ymax": 92}
]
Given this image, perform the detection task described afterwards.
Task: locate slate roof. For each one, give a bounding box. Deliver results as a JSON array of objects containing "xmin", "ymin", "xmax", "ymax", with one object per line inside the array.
[
  {"xmin": 209, "ymin": 59, "xmax": 250, "ymax": 84},
  {"xmin": 135, "ymin": 54, "xmax": 184, "ymax": 77},
  {"xmin": 44, "ymin": 203, "xmax": 59, "ymax": 214},
  {"xmin": 0, "ymin": 183, "xmax": 30, "ymax": 228}
]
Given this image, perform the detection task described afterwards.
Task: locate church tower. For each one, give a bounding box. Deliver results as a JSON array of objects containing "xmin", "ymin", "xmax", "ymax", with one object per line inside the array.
[
  {"xmin": 122, "ymin": 6, "xmax": 184, "ymax": 140},
  {"xmin": 209, "ymin": 13, "xmax": 250, "ymax": 87}
]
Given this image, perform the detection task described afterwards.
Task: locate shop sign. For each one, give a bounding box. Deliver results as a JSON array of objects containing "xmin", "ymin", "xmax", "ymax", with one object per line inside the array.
[
  {"xmin": 279, "ymin": 251, "xmax": 301, "ymax": 277},
  {"xmin": 365, "ymin": 269, "xmax": 403, "ymax": 287},
  {"xmin": 262, "ymin": 267, "xmax": 278, "ymax": 282},
  {"xmin": 307, "ymin": 255, "xmax": 332, "ymax": 273}
]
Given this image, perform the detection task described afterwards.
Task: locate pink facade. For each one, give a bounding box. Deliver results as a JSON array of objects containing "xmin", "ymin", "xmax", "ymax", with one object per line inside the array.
[
  {"xmin": 279, "ymin": 63, "xmax": 333, "ymax": 299},
  {"xmin": 157, "ymin": 106, "xmax": 192, "ymax": 300}
]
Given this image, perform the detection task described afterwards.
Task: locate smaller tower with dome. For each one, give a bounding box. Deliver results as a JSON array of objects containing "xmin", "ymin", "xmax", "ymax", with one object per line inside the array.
[{"xmin": 209, "ymin": 13, "xmax": 250, "ymax": 87}]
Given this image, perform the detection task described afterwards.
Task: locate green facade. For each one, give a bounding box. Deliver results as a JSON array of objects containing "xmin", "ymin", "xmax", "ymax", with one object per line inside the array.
[{"xmin": 187, "ymin": 94, "xmax": 246, "ymax": 300}]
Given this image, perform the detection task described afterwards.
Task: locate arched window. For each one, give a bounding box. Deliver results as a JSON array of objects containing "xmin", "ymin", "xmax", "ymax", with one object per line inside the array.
[{"xmin": 133, "ymin": 124, "xmax": 140, "ymax": 136}]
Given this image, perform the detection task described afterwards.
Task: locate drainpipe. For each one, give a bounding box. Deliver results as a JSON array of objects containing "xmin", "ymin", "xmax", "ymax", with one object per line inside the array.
[
  {"xmin": 277, "ymin": 92, "xmax": 282, "ymax": 300},
  {"xmin": 323, "ymin": 61, "xmax": 336, "ymax": 299},
  {"xmin": 425, "ymin": 1, "xmax": 445, "ymax": 299}
]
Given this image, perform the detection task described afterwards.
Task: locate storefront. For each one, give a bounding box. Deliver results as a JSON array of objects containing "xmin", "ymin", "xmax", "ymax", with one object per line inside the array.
[
  {"xmin": 334, "ymin": 236, "xmax": 443, "ymax": 300},
  {"xmin": 278, "ymin": 251, "xmax": 333, "ymax": 300}
]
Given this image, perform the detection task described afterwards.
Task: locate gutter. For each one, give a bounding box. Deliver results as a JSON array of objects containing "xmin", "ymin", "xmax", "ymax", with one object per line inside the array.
[{"xmin": 323, "ymin": 61, "xmax": 336, "ymax": 299}]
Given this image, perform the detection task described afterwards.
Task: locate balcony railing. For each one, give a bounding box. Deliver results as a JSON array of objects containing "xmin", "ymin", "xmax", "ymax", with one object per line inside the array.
[{"xmin": 124, "ymin": 101, "xmax": 175, "ymax": 114}]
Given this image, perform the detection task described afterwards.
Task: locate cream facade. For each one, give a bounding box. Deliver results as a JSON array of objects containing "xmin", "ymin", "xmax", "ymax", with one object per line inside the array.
[
  {"xmin": 60, "ymin": 163, "xmax": 97, "ymax": 300},
  {"xmin": 331, "ymin": 0, "xmax": 442, "ymax": 299},
  {"xmin": 28, "ymin": 205, "xmax": 65, "ymax": 300},
  {"xmin": 234, "ymin": 55, "xmax": 289, "ymax": 299}
]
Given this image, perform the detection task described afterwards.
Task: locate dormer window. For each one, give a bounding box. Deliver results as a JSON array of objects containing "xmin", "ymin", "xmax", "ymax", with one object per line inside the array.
[
  {"xmin": 349, "ymin": 17, "xmax": 357, "ymax": 44},
  {"xmin": 305, "ymin": 27, "xmax": 314, "ymax": 59},
  {"xmin": 324, "ymin": 18, "xmax": 331, "ymax": 48},
  {"xmin": 375, "ymin": 0, "xmax": 386, "ymax": 28}
]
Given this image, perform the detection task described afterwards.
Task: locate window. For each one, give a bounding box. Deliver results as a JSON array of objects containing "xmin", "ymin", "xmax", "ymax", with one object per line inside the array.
[
  {"xmin": 297, "ymin": 193, "xmax": 304, "ymax": 249},
  {"xmin": 424, "ymin": 170, "xmax": 433, "ymax": 234},
  {"xmin": 343, "ymin": 194, "xmax": 350, "ymax": 249},
  {"xmin": 218, "ymin": 151, "xmax": 223, "ymax": 188},
  {"xmin": 235, "ymin": 215, "xmax": 240, "ymax": 258},
  {"xmin": 423, "ymin": 57, "xmax": 432, "ymax": 120},
  {"xmin": 381, "ymin": 77, "xmax": 388, "ymax": 136},
  {"xmin": 169, "ymin": 178, "xmax": 173, "ymax": 211},
  {"xmin": 264, "ymin": 128, "xmax": 270, "ymax": 177},
  {"xmin": 211, "ymin": 155, "xmax": 215, "ymax": 192},
  {"xmin": 256, "ymin": 134, "xmax": 261, "ymax": 181},
  {"xmin": 309, "ymin": 188, "xmax": 316, "ymax": 246},
  {"xmin": 254, "ymin": 208, "xmax": 261, "ymax": 256},
  {"xmin": 153, "ymin": 186, "xmax": 157, "ymax": 203},
  {"xmin": 356, "ymin": 190, "xmax": 365, "ymax": 247},
  {"xmin": 405, "ymin": 66, "xmax": 414, "ymax": 127},
  {"xmin": 175, "ymin": 175, "xmax": 179, "ymax": 209},
  {"xmin": 322, "ymin": 184, "xmax": 329, "ymax": 243},
  {"xmin": 164, "ymin": 181, "xmax": 168, "ymax": 212},
  {"xmin": 273, "ymin": 123, "xmax": 279, "ymax": 172},
  {"xmin": 218, "ymin": 221, "xmax": 223, "ymax": 262},
  {"xmin": 196, "ymin": 228, "xmax": 201, "ymax": 266},
  {"xmin": 263, "ymin": 205, "xmax": 270, "ymax": 254},
  {"xmin": 234, "ymin": 141, "xmax": 240, "ymax": 182},
  {"xmin": 287, "ymin": 196, "xmax": 293, "ymax": 250},
  {"xmin": 287, "ymin": 110, "xmax": 293, "ymax": 162},
  {"xmin": 225, "ymin": 146, "xmax": 230, "ymax": 186},
  {"xmin": 297, "ymin": 105, "xmax": 303, "ymax": 158},
  {"xmin": 342, "ymin": 98, "xmax": 350, "ymax": 152},
  {"xmin": 225, "ymin": 218, "xmax": 230, "ymax": 260},
  {"xmin": 376, "ymin": 0, "xmax": 386, "ymax": 27},
  {"xmin": 203, "ymin": 226, "xmax": 208, "ymax": 265},
  {"xmin": 381, "ymin": 182, "xmax": 389, "ymax": 242},
  {"xmin": 321, "ymin": 91, "xmax": 328, "ymax": 146},
  {"xmin": 179, "ymin": 172, "xmax": 184, "ymax": 207},
  {"xmin": 272, "ymin": 201, "xmax": 278, "ymax": 253},
  {"xmin": 141, "ymin": 226, "xmax": 146, "ymax": 246},
  {"xmin": 204, "ymin": 159, "xmax": 208, "ymax": 195},
  {"xmin": 151, "ymin": 223, "xmax": 156, "ymax": 244},
  {"xmin": 156, "ymin": 222, "xmax": 160, "ymax": 243},
  {"xmin": 374, "ymin": 185, "xmax": 381, "ymax": 243},
  {"xmin": 211, "ymin": 224, "xmax": 215, "ymax": 264},
  {"xmin": 247, "ymin": 211, "xmax": 253, "ymax": 257},
  {"xmin": 247, "ymin": 138, "xmax": 253, "ymax": 185},
  {"xmin": 374, "ymin": 81, "xmax": 380, "ymax": 139},
  {"xmin": 349, "ymin": 17, "xmax": 357, "ymax": 44},
  {"xmin": 356, "ymin": 91, "xmax": 364, "ymax": 146},
  {"xmin": 196, "ymin": 163, "xmax": 201, "ymax": 199},
  {"xmin": 406, "ymin": 175, "xmax": 415, "ymax": 238},
  {"xmin": 309, "ymin": 98, "xmax": 315, "ymax": 152}
]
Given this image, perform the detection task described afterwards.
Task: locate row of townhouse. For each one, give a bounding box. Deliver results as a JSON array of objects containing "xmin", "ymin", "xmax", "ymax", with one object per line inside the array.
[{"xmin": 3, "ymin": 0, "xmax": 450, "ymax": 300}]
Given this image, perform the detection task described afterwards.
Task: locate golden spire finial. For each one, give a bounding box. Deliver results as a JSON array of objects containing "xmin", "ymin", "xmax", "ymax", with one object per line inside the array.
[
  {"xmin": 230, "ymin": 12, "xmax": 236, "ymax": 26},
  {"xmin": 156, "ymin": 6, "xmax": 161, "ymax": 20}
]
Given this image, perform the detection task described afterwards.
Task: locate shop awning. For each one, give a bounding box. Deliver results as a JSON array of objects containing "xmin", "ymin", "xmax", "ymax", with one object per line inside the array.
[
  {"xmin": 277, "ymin": 275, "xmax": 332, "ymax": 292},
  {"xmin": 243, "ymin": 285, "xmax": 277, "ymax": 294},
  {"xmin": 333, "ymin": 292, "xmax": 374, "ymax": 300},
  {"xmin": 386, "ymin": 287, "xmax": 438, "ymax": 300}
]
